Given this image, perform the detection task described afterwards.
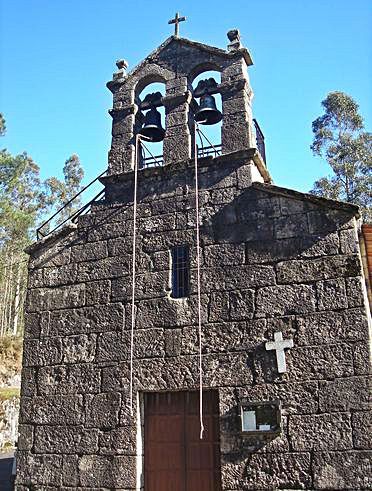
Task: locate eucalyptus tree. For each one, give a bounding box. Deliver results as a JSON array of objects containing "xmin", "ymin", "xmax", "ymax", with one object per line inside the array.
[{"xmin": 310, "ymin": 92, "xmax": 372, "ymax": 222}]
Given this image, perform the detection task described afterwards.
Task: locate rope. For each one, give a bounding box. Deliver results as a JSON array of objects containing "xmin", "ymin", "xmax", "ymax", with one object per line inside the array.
[
  {"xmin": 194, "ymin": 123, "xmax": 205, "ymax": 440},
  {"xmin": 129, "ymin": 134, "xmax": 141, "ymax": 416}
]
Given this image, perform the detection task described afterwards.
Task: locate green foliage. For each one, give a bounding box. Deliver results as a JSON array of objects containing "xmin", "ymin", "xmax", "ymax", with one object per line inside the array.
[
  {"xmin": 310, "ymin": 92, "xmax": 372, "ymax": 222},
  {"xmin": 0, "ymin": 150, "xmax": 52, "ymax": 248},
  {"xmin": 0, "ymin": 113, "xmax": 6, "ymax": 136},
  {"xmin": 0, "ymin": 336, "xmax": 23, "ymax": 382},
  {"xmin": 0, "ymin": 387, "xmax": 20, "ymax": 401},
  {"xmin": 0, "ymin": 113, "xmax": 85, "ymax": 337}
]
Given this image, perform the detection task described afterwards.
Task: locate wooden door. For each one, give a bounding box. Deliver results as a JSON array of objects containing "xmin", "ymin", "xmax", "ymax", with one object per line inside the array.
[{"xmin": 144, "ymin": 390, "xmax": 221, "ymax": 491}]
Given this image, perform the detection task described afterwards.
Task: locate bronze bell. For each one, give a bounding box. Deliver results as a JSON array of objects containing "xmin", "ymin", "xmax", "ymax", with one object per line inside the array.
[
  {"xmin": 194, "ymin": 94, "xmax": 222, "ymax": 125},
  {"xmin": 139, "ymin": 107, "xmax": 165, "ymax": 142}
]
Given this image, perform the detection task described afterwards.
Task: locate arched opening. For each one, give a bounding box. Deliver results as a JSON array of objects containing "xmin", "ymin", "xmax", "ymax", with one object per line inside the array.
[
  {"xmin": 191, "ymin": 70, "xmax": 222, "ymax": 158},
  {"xmin": 136, "ymin": 81, "xmax": 166, "ymax": 168}
]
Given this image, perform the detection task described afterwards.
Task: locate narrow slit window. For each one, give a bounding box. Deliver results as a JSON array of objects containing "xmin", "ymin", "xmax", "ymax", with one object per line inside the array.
[{"xmin": 171, "ymin": 245, "xmax": 190, "ymax": 298}]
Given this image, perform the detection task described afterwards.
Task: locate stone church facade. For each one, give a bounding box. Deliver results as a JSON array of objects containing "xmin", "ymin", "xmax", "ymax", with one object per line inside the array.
[{"xmin": 16, "ymin": 31, "xmax": 371, "ymax": 490}]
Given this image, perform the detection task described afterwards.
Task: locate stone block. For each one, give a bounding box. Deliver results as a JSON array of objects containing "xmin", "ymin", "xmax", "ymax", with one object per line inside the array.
[
  {"xmin": 38, "ymin": 364, "xmax": 101, "ymax": 395},
  {"xmin": 208, "ymin": 291, "xmax": 230, "ymax": 322},
  {"xmin": 77, "ymin": 256, "xmax": 130, "ymax": 282},
  {"xmin": 48, "ymin": 303, "xmax": 124, "ymax": 336},
  {"xmin": 23, "ymin": 337, "xmax": 62, "ymax": 367},
  {"xmin": 308, "ymin": 209, "xmax": 355, "ymax": 232},
  {"xmin": 214, "ymin": 218, "xmax": 274, "ymax": 243},
  {"xmin": 229, "ymin": 289, "xmax": 255, "ymax": 320},
  {"xmin": 198, "ymin": 165, "xmax": 237, "ymax": 191},
  {"xmin": 61, "ymin": 454, "xmax": 79, "ymax": 486},
  {"xmin": 266, "ymin": 381, "xmax": 319, "ymax": 415},
  {"xmin": 99, "ymin": 425, "xmax": 136, "ymax": 455},
  {"xmin": 319, "ymin": 376, "xmax": 370, "ymax": 412},
  {"xmin": 353, "ymin": 341, "xmax": 371, "ymax": 375},
  {"xmin": 151, "ymin": 250, "xmax": 170, "ymax": 271},
  {"xmin": 165, "ymin": 328, "xmax": 182, "ymax": 356},
  {"xmin": 245, "ymin": 233, "xmax": 340, "ymax": 264},
  {"xmin": 111, "ymin": 271, "xmax": 169, "ymax": 301},
  {"xmin": 23, "ymin": 312, "xmax": 41, "ymax": 338},
  {"xmin": 297, "ymin": 308, "xmax": 369, "ymax": 345},
  {"xmin": 135, "ymin": 295, "xmax": 208, "ymax": 329},
  {"xmin": 17, "ymin": 424, "xmax": 34, "ymax": 451},
  {"xmin": 20, "ymin": 367, "xmax": 37, "ymax": 397},
  {"xmin": 209, "ymin": 187, "xmax": 236, "ymax": 206},
  {"xmin": 20, "ymin": 395, "xmax": 84, "ymax": 425},
  {"xmin": 317, "ymin": 278, "xmax": 348, "ymax": 310},
  {"xmin": 299, "ymin": 232, "xmax": 340, "ymax": 257},
  {"xmin": 34, "ymin": 425, "xmax": 99, "ymax": 454},
  {"xmin": 276, "ymin": 255, "xmax": 361, "ymax": 283},
  {"xmin": 78, "ymin": 455, "xmax": 114, "ymax": 487},
  {"xmin": 30, "ymin": 236, "xmax": 72, "ymax": 268},
  {"xmin": 313, "ymin": 450, "xmax": 371, "ymax": 489},
  {"xmin": 256, "ymin": 284, "xmax": 316, "ymax": 316},
  {"xmin": 139, "ymin": 213, "xmax": 177, "ymax": 233},
  {"xmin": 204, "ymin": 243, "xmax": 245, "ymax": 267},
  {"xmin": 182, "ymin": 320, "xmax": 266, "ymax": 355},
  {"xmin": 101, "ymin": 362, "xmax": 130, "ymax": 393},
  {"xmin": 289, "ymin": 413, "xmax": 353, "ymax": 451},
  {"xmin": 142, "ymin": 229, "xmax": 196, "ymax": 253},
  {"xmin": 352, "ymin": 411, "xmax": 372, "ymax": 449},
  {"xmin": 63, "ymin": 334, "xmax": 96, "ymax": 363},
  {"xmin": 97, "ymin": 328, "xmax": 164, "ymax": 361},
  {"xmin": 274, "ymin": 213, "xmax": 309, "ymax": 239},
  {"xmin": 286, "ymin": 343, "xmax": 354, "ymax": 381},
  {"xmin": 16, "ymin": 451, "xmax": 63, "ymax": 486},
  {"xmin": 222, "ymin": 452, "xmax": 312, "ymax": 490},
  {"xmin": 71, "ymin": 241, "xmax": 108, "ymax": 262},
  {"xmin": 86, "ymin": 392, "xmax": 121, "ymax": 429},
  {"xmin": 112, "ymin": 455, "xmax": 137, "ymax": 487},
  {"xmin": 346, "ymin": 276, "xmax": 366, "ymax": 307},
  {"xmin": 236, "ymin": 197, "xmax": 281, "ymax": 221},
  {"xmin": 43, "ymin": 263, "xmax": 78, "ymax": 287},
  {"xmin": 27, "ymin": 267, "xmax": 44, "ymax": 288},
  {"xmin": 340, "ymin": 227, "xmax": 359, "ymax": 254},
  {"xmin": 279, "ymin": 196, "xmax": 308, "ymax": 215},
  {"xmin": 26, "ymin": 283, "xmax": 85, "ymax": 312},
  {"xmin": 201, "ymin": 264, "xmax": 276, "ymax": 291}
]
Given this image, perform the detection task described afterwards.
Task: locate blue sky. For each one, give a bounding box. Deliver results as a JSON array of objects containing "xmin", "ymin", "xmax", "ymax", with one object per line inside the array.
[{"xmin": 0, "ymin": 0, "xmax": 371, "ymax": 194}]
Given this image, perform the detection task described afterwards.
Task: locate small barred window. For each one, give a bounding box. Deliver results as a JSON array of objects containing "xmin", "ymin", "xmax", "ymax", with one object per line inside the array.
[{"xmin": 171, "ymin": 245, "xmax": 190, "ymax": 298}]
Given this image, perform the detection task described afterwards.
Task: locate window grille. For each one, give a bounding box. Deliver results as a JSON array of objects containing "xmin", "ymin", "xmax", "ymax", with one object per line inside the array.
[{"xmin": 171, "ymin": 245, "xmax": 190, "ymax": 298}]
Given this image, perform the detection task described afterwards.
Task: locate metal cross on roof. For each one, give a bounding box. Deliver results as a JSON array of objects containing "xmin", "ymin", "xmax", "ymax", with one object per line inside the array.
[{"xmin": 168, "ymin": 12, "xmax": 186, "ymax": 37}]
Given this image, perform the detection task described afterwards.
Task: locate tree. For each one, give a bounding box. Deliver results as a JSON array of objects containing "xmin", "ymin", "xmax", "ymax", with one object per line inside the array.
[
  {"xmin": 0, "ymin": 114, "xmax": 84, "ymax": 336},
  {"xmin": 46, "ymin": 154, "xmax": 84, "ymax": 225},
  {"xmin": 310, "ymin": 91, "xmax": 372, "ymax": 222},
  {"xmin": 0, "ymin": 114, "xmax": 6, "ymax": 136}
]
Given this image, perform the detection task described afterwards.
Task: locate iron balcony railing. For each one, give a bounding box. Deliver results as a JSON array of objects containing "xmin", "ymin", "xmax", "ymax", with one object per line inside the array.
[
  {"xmin": 36, "ymin": 169, "xmax": 107, "ymax": 240},
  {"xmin": 253, "ymin": 118, "xmax": 266, "ymax": 165}
]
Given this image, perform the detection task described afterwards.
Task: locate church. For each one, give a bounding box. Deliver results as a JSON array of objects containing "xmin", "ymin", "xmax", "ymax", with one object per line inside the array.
[{"xmin": 16, "ymin": 22, "xmax": 371, "ymax": 490}]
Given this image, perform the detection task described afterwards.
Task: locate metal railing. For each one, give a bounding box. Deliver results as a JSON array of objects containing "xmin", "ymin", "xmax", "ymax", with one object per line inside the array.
[
  {"xmin": 253, "ymin": 118, "xmax": 266, "ymax": 165},
  {"xmin": 36, "ymin": 169, "xmax": 107, "ymax": 240}
]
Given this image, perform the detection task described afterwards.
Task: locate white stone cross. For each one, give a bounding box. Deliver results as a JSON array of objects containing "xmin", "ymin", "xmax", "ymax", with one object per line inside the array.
[{"xmin": 265, "ymin": 331, "xmax": 294, "ymax": 373}]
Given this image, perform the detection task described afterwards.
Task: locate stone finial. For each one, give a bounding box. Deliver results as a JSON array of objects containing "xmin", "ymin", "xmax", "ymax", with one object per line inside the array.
[
  {"xmin": 113, "ymin": 59, "xmax": 128, "ymax": 80},
  {"xmin": 227, "ymin": 29, "xmax": 242, "ymax": 51},
  {"xmin": 116, "ymin": 59, "xmax": 128, "ymax": 70}
]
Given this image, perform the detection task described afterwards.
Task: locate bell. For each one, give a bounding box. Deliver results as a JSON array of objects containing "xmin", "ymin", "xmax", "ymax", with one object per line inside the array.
[
  {"xmin": 139, "ymin": 107, "xmax": 165, "ymax": 142},
  {"xmin": 194, "ymin": 94, "xmax": 222, "ymax": 125}
]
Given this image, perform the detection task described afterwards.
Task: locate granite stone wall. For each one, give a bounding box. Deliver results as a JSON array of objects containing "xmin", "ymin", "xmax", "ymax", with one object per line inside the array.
[{"xmin": 16, "ymin": 152, "xmax": 371, "ymax": 490}]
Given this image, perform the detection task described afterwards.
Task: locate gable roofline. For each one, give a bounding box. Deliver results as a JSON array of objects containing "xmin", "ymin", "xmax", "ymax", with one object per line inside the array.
[
  {"xmin": 126, "ymin": 35, "xmax": 253, "ymax": 80},
  {"xmin": 252, "ymin": 182, "xmax": 360, "ymax": 216}
]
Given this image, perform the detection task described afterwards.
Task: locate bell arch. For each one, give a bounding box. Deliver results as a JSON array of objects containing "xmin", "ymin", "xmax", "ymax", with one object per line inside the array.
[
  {"xmin": 191, "ymin": 70, "xmax": 223, "ymax": 157},
  {"xmin": 136, "ymin": 81, "xmax": 166, "ymax": 168}
]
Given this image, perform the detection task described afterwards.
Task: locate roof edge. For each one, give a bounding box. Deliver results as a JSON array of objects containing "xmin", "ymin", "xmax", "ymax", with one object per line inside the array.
[
  {"xmin": 25, "ymin": 223, "xmax": 77, "ymax": 256},
  {"xmin": 252, "ymin": 182, "xmax": 360, "ymax": 216}
]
